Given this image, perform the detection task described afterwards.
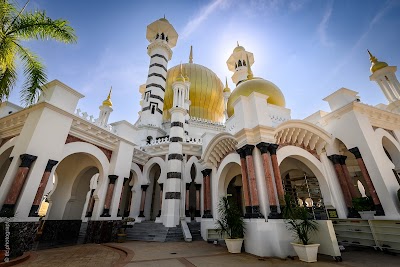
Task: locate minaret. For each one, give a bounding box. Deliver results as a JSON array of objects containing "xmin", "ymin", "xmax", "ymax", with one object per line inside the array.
[
  {"xmin": 184, "ymin": 47, "xmax": 193, "ymax": 135},
  {"xmin": 226, "ymin": 42, "xmax": 255, "ymax": 85},
  {"xmin": 223, "ymin": 77, "xmax": 231, "ymax": 120},
  {"xmin": 98, "ymin": 87, "xmax": 113, "ymax": 127},
  {"xmin": 140, "ymin": 17, "xmax": 178, "ymax": 128},
  {"xmin": 369, "ymin": 50, "xmax": 400, "ymax": 112},
  {"xmin": 163, "ymin": 65, "xmax": 190, "ymax": 227}
]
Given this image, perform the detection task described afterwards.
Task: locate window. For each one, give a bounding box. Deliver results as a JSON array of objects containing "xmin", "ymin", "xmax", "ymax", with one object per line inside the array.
[
  {"xmin": 151, "ymin": 105, "xmax": 155, "ymax": 114},
  {"xmin": 238, "ymin": 60, "xmax": 242, "ymax": 67}
]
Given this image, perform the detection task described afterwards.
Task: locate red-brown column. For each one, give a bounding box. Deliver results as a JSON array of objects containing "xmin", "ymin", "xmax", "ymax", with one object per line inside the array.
[
  {"xmin": 0, "ymin": 154, "xmax": 37, "ymax": 217},
  {"xmin": 157, "ymin": 184, "xmax": 163, "ymax": 217},
  {"xmin": 339, "ymin": 156, "xmax": 359, "ymax": 198},
  {"xmin": 101, "ymin": 175, "xmax": 118, "ymax": 217},
  {"xmin": 195, "ymin": 184, "xmax": 201, "ymax": 217},
  {"xmin": 236, "ymin": 148, "xmax": 252, "ymax": 217},
  {"xmin": 29, "ymin": 159, "xmax": 58, "ymax": 217},
  {"xmin": 257, "ymin": 142, "xmax": 280, "ymax": 218},
  {"xmin": 201, "ymin": 169, "xmax": 212, "ymax": 218},
  {"xmin": 86, "ymin": 189, "xmax": 96, "ymax": 217},
  {"xmin": 349, "ymin": 147, "xmax": 385, "ymax": 216},
  {"xmin": 139, "ymin": 184, "xmax": 149, "ymax": 217},
  {"xmin": 124, "ymin": 185, "xmax": 133, "ymax": 217},
  {"xmin": 117, "ymin": 178, "xmax": 129, "ymax": 217},
  {"xmin": 243, "ymin": 144, "xmax": 263, "ymax": 218},
  {"xmin": 268, "ymin": 144, "xmax": 285, "ymax": 208},
  {"xmin": 185, "ymin": 183, "xmax": 190, "ymax": 217}
]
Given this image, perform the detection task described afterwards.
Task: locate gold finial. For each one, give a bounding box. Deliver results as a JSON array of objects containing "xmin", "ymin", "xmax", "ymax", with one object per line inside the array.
[
  {"xmin": 367, "ymin": 49, "xmax": 388, "ymax": 73},
  {"xmin": 237, "ymin": 41, "xmax": 239, "ymax": 47},
  {"xmin": 223, "ymin": 77, "xmax": 231, "ymax": 93},
  {"xmin": 175, "ymin": 62, "xmax": 185, "ymax": 82},
  {"xmin": 184, "ymin": 64, "xmax": 189, "ymax": 81},
  {"xmin": 189, "ymin": 45, "xmax": 193, "ymax": 63},
  {"xmin": 246, "ymin": 54, "xmax": 253, "ymax": 80},
  {"xmin": 164, "ymin": 14, "xmax": 166, "ymax": 19},
  {"xmin": 367, "ymin": 49, "xmax": 377, "ymax": 63},
  {"xmin": 102, "ymin": 87, "xmax": 113, "ymax": 107}
]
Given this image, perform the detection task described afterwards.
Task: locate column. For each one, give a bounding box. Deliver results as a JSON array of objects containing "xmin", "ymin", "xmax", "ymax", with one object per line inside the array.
[
  {"xmin": 124, "ymin": 185, "xmax": 133, "ymax": 217},
  {"xmin": 185, "ymin": 183, "xmax": 190, "ymax": 217},
  {"xmin": 257, "ymin": 142, "xmax": 281, "ymax": 218},
  {"xmin": 349, "ymin": 147, "xmax": 385, "ymax": 216},
  {"xmin": 243, "ymin": 144, "xmax": 263, "ymax": 218},
  {"xmin": 86, "ymin": 189, "xmax": 95, "ymax": 217},
  {"xmin": 236, "ymin": 148, "xmax": 252, "ymax": 218},
  {"xmin": 29, "ymin": 159, "xmax": 58, "ymax": 217},
  {"xmin": 268, "ymin": 144, "xmax": 285, "ymax": 209},
  {"xmin": 195, "ymin": 184, "xmax": 201, "ymax": 217},
  {"xmin": 328, "ymin": 155, "xmax": 359, "ymax": 217},
  {"xmin": 117, "ymin": 178, "xmax": 129, "ymax": 217},
  {"xmin": 339, "ymin": 156, "xmax": 359, "ymax": 198},
  {"xmin": 139, "ymin": 184, "xmax": 149, "ymax": 217},
  {"xmin": 157, "ymin": 184, "xmax": 163, "ymax": 217},
  {"xmin": 201, "ymin": 169, "xmax": 212, "ymax": 218},
  {"xmin": 0, "ymin": 154, "xmax": 37, "ymax": 217},
  {"xmin": 235, "ymin": 186, "xmax": 243, "ymax": 216},
  {"xmin": 101, "ymin": 175, "xmax": 118, "ymax": 217}
]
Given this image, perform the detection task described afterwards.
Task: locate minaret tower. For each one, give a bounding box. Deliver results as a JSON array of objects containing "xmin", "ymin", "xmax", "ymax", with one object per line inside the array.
[
  {"xmin": 163, "ymin": 65, "xmax": 190, "ymax": 227},
  {"xmin": 226, "ymin": 42, "xmax": 255, "ymax": 85},
  {"xmin": 368, "ymin": 50, "xmax": 400, "ymax": 112},
  {"xmin": 141, "ymin": 17, "xmax": 178, "ymax": 128},
  {"xmin": 98, "ymin": 87, "xmax": 113, "ymax": 127},
  {"xmin": 223, "ymin": 77, "xmax": 231, "ymax": 120},
  {"xmin": 183, "ymin": 46, "xmax": 193, "ymax": 135}
]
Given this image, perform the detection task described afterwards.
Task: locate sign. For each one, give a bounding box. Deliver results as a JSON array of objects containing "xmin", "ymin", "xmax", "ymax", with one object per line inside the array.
[{"xmin": 327, "ymin": 209, "xmax": 338, "ymax": 219}]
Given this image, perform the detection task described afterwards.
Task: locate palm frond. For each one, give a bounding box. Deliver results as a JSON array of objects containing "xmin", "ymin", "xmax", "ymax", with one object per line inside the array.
[
  {"xmin": 15, "ymin": 43, "xmax": 46, "ymax": 105},
  {"xmin": 8, "ymin": 10, "xmax": 77, "ymax": 44},
  {"xmin": 0, "ymin": 63, "xmax": 17, "ymax": 102},
  {"xmin": 0, "ymin": 0, "xmax": 17, "ymax": 28},
  {"xmin": 0, "ymin": 34, "xmax": 17, "ymax": 70}
]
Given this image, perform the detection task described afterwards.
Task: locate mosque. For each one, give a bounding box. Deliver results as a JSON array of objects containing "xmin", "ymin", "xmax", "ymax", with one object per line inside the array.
[{"xmin": 1, "ymin": 17, "xmax": 400, "ymax": 257}]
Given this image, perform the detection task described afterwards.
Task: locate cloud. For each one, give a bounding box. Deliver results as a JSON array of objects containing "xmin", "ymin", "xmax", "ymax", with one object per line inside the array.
[
  {"xmin": 317, "ymin": 0, "xmax": 334, "ymax": 47},
  {"xmin": 181, "ymin": 0, "xmax": 228, "ymax": 39}
]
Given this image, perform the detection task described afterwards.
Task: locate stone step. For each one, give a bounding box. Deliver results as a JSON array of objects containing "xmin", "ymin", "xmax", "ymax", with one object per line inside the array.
[{"xmin": 126, "ymin": 221, "xmax": 183, "ymax": 242}]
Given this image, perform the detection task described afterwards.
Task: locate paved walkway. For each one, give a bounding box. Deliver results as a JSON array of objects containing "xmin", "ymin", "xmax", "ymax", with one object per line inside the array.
[{"xmin": 17, "ymin": 241, "xmax": 398, "ymax": 267}]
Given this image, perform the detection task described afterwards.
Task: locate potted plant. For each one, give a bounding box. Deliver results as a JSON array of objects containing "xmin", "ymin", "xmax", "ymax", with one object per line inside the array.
[
  {"xmin": 215, "ymin": 197, "xmax": 245, "ymax": 253},
  {"xmin": 352, "ymin": 197, "xmax": 375, "ymax": 219},
  {"xmin": 284, "ymin": 195, "xmax": 319, "ymax": 263},
  {"xmin": 117, "ymin": 217, "xmax": 134, "ymax": 243}
]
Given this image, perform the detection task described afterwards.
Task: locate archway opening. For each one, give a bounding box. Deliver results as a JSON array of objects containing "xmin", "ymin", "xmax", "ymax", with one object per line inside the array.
[
  {"xmin": 187, "ymin": 163, "xmax": 198, "ymax": 220},
  {"xmin": 145, "ymin": 164, "xmax": 161, "ymax": 220},
  {"xmin": 0, "ymin": 146, "xmax": 13, "ymax": 188},
  {"xmin": 218, "ymin": 162, "xmax": 244, "ymax": 216},
  {"xmin": 382, "ymin": 136, "xmax": 400, "ymax": 186}
]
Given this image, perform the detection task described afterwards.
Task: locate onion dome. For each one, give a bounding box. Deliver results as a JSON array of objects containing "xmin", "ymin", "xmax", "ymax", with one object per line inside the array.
[
  {"xmin": 102, "ymin": 87, "xmax": 112, "ymax": 107},
  {"xmin": 368, "ymin": 50, "xmax": 388, "ymax": 73}
]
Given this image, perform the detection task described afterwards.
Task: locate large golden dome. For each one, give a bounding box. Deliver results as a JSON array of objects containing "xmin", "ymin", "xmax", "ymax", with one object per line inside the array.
[
  {"xmin": 164, "ymin": 63, "xmax": 225, "ymax": 122},
  {"xmin": 227, "ymin": 78, "xmax": 285, "ymax": 117}
]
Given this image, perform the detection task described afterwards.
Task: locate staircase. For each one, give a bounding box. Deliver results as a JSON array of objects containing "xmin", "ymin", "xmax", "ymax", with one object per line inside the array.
[
  {"xmin": 187, "ymin": 221, "xmax": 202, "ymax": 241},
  {"xmin": 126, "ymin": 221, "xmax": 183, "ymax": 242},
  {"xmin": 77, "ymin": 222, "xmax": 88, "ymax": 244}
]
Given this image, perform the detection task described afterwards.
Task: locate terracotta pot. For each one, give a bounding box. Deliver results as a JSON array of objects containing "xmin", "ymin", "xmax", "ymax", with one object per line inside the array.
[
  {"xmin": 291, "ymin": 242, "xmax": 320, "ymax": 262},
  {"xmin": 225, "ymin": 238, "xmax": 243, "ymax": 253}
]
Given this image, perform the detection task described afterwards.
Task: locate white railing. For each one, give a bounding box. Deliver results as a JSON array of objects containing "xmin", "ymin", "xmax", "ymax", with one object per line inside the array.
[
  {"xmin": 143, "ymin": 136, "xmax": 203, "ymax": 147},
  {"xmin": 75, "ymin": 108, "xmax": 116, "ymax": 133}
]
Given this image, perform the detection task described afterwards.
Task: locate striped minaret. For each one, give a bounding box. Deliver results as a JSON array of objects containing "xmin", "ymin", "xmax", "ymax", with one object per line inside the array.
[
  {"xmin": 141, "ymin": 17, "xmax": 178, "ymax": 128},
  {"xmin": 163, "ymin": 65, "xmax": 190, "ymax": 227}
]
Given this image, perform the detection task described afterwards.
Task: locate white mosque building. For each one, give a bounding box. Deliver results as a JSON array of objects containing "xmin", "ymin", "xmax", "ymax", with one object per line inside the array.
[{"xmin": 1, "ymin": 17, "xmax": 400, "ymax": 257}]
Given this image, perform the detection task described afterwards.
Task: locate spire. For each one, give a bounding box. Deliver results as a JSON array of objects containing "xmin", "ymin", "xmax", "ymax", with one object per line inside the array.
[
  {"xmin": 367, "ymin": 49, "xmax": 388, "ymax": 73},
  {"xmin": 246, "ymin": 54, "xmax": 253, "ymax": 80},
  {"xmin": 367, "ymin": 49, "xmax": 377, "ymax": 63},
  {"xmin": 237, "ymin": 41, "xmax": 239, "ymax": 46},
  {"xmin": 223, "ymin": 77, "xmax": 231, "ymax": 93},
  {"xmin": 175, "ymin": 62, "xmax": 185, "ymax": 82},
  {"xmin": 189, "ymin": 45, "xmax": 193, "ymax": 63},
  {"xmin": 102, "ymin": 87, "xmax": 113, "ymax": 107}
]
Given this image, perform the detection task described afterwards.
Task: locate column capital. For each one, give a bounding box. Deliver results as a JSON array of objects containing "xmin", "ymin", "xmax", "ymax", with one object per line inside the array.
[
  {"xmin": 327, "ymin": 154, "xmax": 341, "ymax": 164},
  {"xmin": 243, "ymin": 144, "xmax": 255, "ymax": 156},
  {"xmin": 186, "ymin": 183, "xmax": 191, "ymax": 190},
  {"xmin": 45, "ymin": 159, "xmax": 58, "ymax": 172},
  {"xmin": 123, "ymin": 177, "xmax": 129, "ymax": 184},
  {"xmin": 349, "ymin": 147, "xmax": 362, "ymax": 158},
  {"xmin": 19, "ymin": 154, "xmax": 37, "ymax": 168},
  {"xmin": 201, "ymin": 169, "xmax": 212, "ymax": 177},
  {"xmin": 338, "ymin": 155, "xmax": 347, "ymax": 165},
  {"xmin": 141, "ymin": 184, "xmax": 149, "ymax": 191},
  {"xmin": 236, "ymin": 148, "xmax": 246, "ymax": 159},
  {"xmin": 267, "ymin": 144, "xmax": 279, "ymax": 155},
  {"xmin": 256, "ymin": 142, "xmax": 270, "ymax": 154},
  {"xmin": 195, "ymin": 184, "xmax": 201, "ymax": 190},
  {"xmin": 108, "ymin": 175, "xmax": 118, "ymax": 184}
]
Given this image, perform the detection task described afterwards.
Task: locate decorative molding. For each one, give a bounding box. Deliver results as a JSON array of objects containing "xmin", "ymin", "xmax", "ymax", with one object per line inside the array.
[
  {"xmin": 168, "ymin": 153, "xmax": 183, "ymax": 161},
  {"xmin": 167, "ymin": 172, "xmax": 182, "ymax": 179},
  {"xmin": 149, "ymin": 63, "xmax": 167, "ymax": 72},
  {"xmin": 45, "ymin": 159, "xmax": 58, "ymax": 172},
  {"xmin": 65, "ymin": 134, "xmax": 113, "ymax": 161},
  {"xmin": 165, "ymin": 192, "xmax": 181, "ymax": 199},
  {"xmin": 150, "ymin": 53, "xmax": 168, "ymax": 62}
]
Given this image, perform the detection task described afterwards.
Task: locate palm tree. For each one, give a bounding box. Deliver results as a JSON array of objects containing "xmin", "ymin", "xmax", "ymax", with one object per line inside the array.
[{"xmin": 0, "ymin": 0, "xmax": 77, "ymax": 105}]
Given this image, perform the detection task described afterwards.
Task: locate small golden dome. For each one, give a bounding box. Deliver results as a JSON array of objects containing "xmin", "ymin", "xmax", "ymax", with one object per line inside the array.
[
  {"xmin": 368, "ymin": 50, "xmax": 388, "ymax": 73},
  {"xmin": 164, "ymin": 63, "xmax": 224, "ymax": 122},
  {"xmin": 234, "ymin": 46, "xmax": 245, "ymax": 53},
  {"xmin": 227, "ymin": 78, "xmax": 285, "ymax": 117},
  {"xmin": 223, "ymin": 77, "xmax": 231, "ymax": 93},
  {"xmin": 102, "ymin": 88, "xmax": 112, "ymax": 107}
]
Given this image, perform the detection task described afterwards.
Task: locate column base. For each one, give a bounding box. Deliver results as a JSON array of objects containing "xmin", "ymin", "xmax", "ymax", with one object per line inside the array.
[
  {"xmin": 124, "ymin": 210, "xmax": 130, "ymax": 217},
  {"xmin": 0, "ymin": 204, "xmax": 15, "ymax": 217},
  {"xmin": 138, "ymin": 211, "xmax": 145, "ymax": 217},
  {"xmin": 347, "ymin": 207, "xmax": 361, "ymax": 218},
  {"xmin": 29, "ymin": 205, "xmax": 40, "ymax": 217},
  {"xmin": 185, "ymin": 210, "xmax": 190, "ymax": 217},
  {"xmin": 100, "ymin": 209, "xmax": 111, "ymax": 217},
  {"xmin": 195, "ymin": 210, "xmax": 201, "ymax": 217},
  {"xmin": 86, "ymin": 211, "xmax": 93, "ymax": 217},
  {"xmin": 268, "ymin": 205, "xmax": 282, "ymax": 219},
  {"xmin": 374, "ymin": 204, "xmax": 385, "ymax": 216},
  {"xmin": 202, "ymin": 210, "xmax": 213, "ymax": 218},
  {"xmin": 157, "ymin": 210, "xmax": 161, "ymax": 217},
  {"xmin": 250, "ymin": 206, "xmax": 264, "ymax": 218}
]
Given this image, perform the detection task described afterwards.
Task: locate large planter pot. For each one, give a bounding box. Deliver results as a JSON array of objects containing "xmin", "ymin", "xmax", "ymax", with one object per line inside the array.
[
  {"xmin": 225, "ymin": 238, "xmax": 243, "ymax": 253},
  {"xmin": 359, "ymin": 211, "xmax": 375, "ymax": 220},
  {"xmin": 291, "ymin": 242, "xmax": 320, "ymax": 263},
  {"xmin": 117, "ymin": 233, "xmax": 127, "ymax": 243}
]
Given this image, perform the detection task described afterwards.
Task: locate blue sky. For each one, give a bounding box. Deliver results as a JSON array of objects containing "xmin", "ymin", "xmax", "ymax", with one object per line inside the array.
[{"xmin": 9, "ymin": 0, "xmax": 400, "ymax": 124}]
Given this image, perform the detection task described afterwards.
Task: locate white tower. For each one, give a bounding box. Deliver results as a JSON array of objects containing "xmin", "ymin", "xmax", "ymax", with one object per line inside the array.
[
  {"xmin": 140, "ymin": 17, "xmax": 178, "ymax": 128},
  {"xmin": 369, "ymin": 50, "xmax": 400, "ymax": 112},
  {"xmin": 226, "ymin": 42, "xmax": 255, "ymax": 85},
  {"xmin": 98, "ymin": 88, "xmax": 113, "ymax": 127},
  {"xmin": 163, "ymin": 65, "xmax": 190, "ymax": 227}
]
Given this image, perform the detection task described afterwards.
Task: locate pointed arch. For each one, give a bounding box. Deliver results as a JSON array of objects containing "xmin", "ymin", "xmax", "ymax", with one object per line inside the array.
[{"xmin": 201, "ymin": 133, "xmax": 238, "ymax": 167}]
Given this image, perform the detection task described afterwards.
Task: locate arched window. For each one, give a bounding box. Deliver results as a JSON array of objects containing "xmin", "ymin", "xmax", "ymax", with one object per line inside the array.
[
  {"xmin": 151, "ymin": 105, "xmax": 155, "ymax": 114},
  {"xmin": 155, "ymin": 33, "xmax": 159, "ymax": 39},
  {"xmin": 238, "ymin": 60, "xmax": 242, "ymax": 67},
  {"xmin": 235, "ymin": 63, "xmax": 237, "ymax": 69},
  {"xmin": 166, "ymin": 36, "xmax": 168, "ymax": 42},
  {"xmin": 161, "ymin": 33, "xmax": 165, "ymax": 40},
  {"xmin": 243, "ymin": 60, "xmax": 246, "ymax": 66}
]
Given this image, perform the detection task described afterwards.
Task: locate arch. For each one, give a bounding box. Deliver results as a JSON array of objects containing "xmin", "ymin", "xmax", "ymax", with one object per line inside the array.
[
  {"xmin": 201, "ymin": 132, "xmax": 237, "ymax": 167},
  {"xmin": 0, "ymin": 136, "xmax": 18, "ymax": 156},
  {"xmin": 0, "ymin": 146, "xmax": 13, "ymax": 188},
  {"xmin": 375, "ymin": 128, "xmax": 400, "ymax": 171},
  {"xmin": 185, "ymin": 156, "xmax": 202, "ymax": 184},
  {"xmin": 130, "ymin": 162, "xmax": 143, "ymax": 185},
  {"xmin": 142, "ymin": 157, "xmax": 166, "ymax": 184},
  {"xmin": 214, "ymin": 153, "xmax": 241, "ymax": 206},
  {"xmin": 277, "ymin": 146, "xmax": 333, "ymax": 208}
]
